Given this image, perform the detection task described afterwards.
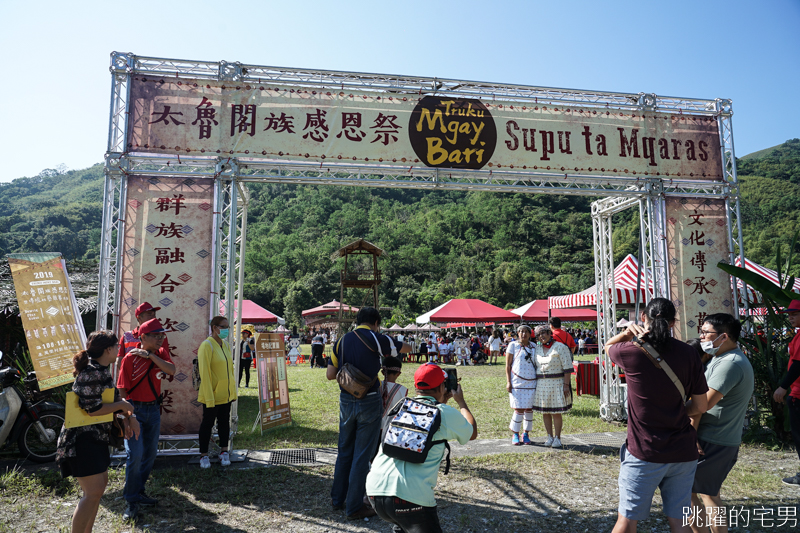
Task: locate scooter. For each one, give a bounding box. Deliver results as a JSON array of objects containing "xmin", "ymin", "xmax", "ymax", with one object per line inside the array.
[{"xmin": 0, "ymin": 350, "xmax": 66, "ymax": 463}]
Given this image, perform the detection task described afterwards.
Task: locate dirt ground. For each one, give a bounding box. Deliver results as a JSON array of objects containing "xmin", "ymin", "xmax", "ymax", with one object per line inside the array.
[{"xmin": 1, "ymin": 444, "xmax": 799, "ymax": 533}]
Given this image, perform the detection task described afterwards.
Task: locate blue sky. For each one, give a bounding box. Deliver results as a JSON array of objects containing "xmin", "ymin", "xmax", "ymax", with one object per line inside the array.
[{"xmin": 0, "ymin": 0, "xmax": 797, "ymax": 182}]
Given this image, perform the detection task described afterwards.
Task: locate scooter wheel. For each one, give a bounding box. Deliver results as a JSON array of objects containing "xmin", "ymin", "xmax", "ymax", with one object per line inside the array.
[{"xmin": 18, "ymin": 409, "xmax": 65, "ymax": 463}]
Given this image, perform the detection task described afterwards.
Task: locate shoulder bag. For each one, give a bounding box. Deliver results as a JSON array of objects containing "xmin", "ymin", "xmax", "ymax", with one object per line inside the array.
[
  {"xmin": 631, "ymin": 336, "xmax": 687, "ymax": 403},
  {"xmin": 336, "ymin": 333, "xmax": 379, "ymax": 399}
]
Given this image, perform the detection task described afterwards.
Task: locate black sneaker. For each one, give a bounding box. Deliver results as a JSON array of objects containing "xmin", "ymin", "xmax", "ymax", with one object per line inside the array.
[
  {"xmin": 783, "ymin": 473, "xmax": 800, "ymax": 486},
  {"xmin": 138, "ymin": 492, "xmax": 158, "ymax": 506},
  {"xmin": 123, "ymin": 502, "xmax": 139, "ymax": 521}
]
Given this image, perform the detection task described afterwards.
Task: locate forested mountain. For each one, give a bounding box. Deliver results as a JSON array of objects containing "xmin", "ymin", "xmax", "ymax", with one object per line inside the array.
[{"xmin": 1, "ymin": 139, "xmax": 798, "ymax": 325}]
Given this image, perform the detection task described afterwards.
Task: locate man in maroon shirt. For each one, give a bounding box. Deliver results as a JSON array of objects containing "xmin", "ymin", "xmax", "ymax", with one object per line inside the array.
[{"xmin": 606, "ymin": 298, "xmax": 708, "ymax": 533}]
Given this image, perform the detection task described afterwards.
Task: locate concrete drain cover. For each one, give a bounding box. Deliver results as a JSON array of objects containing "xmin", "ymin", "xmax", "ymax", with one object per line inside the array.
[
  {"xmin": 270, "ymin": 449, "xmax": 317, "ymax": 465},
  {"xmin": 565, "ymin": 433, "xmax": 626, "ymax": 448}
]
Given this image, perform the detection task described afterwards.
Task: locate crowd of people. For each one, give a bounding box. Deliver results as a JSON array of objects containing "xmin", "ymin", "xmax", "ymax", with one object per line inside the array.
[
  {"xmin": 52, "ymin": 298, "xmax": 800, "ymax": 533},
  {"xmin": 379, "ymin": 319, "xmax": 599, "ymax": 367}
]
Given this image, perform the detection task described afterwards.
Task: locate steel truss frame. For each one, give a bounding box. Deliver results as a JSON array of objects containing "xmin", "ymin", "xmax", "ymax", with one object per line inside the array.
[{"xmin": 99, "ymin": 53, "xmax": 745, "ymax": 434}]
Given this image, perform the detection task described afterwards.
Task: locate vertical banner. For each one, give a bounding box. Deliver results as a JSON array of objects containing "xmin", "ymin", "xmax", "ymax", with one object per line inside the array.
[
  {"xmin": 666, "ymin": 198, "xmax": 733, "ymax": 340},
  {"xmin": 7, "ymin": 253, "xmax": 86, "ymax": 390},
  {"xmin": 255, "ymin": 332, "xmax": 291, "ymax": 433},
  {"xmin": 120, "ymin": 176, "xmax": 215, "ymax": 434}
]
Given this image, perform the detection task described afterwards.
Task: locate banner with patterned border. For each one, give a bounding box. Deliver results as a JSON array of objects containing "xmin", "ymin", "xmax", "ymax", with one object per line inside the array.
[
  {"xmin": 8, "ymin": 254, "xmax": 85, "ymax": 389},
  {"xmin": 255, "ymin": 332, "xmax": 291, "ymax": 433},
  {"xmin": 127, "ymin": 76, "xmax": 723, "ymax": 180},
  {"xmin": 120, "ymin": 176, "xmax": 214, "ymax": 434},
  {"xmin": 666, "ymin": 198, "xmax": 733, "ymax": 341}
]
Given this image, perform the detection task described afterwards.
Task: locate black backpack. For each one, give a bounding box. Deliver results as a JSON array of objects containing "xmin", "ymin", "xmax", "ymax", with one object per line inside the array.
[{"xmin": 382, "ymin": 397, "xmax": 451, "ymax": 474}]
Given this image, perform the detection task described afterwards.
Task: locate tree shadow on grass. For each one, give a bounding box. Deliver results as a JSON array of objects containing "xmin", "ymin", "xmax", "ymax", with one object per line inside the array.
[{"xmin": 137, "ymin": 464, "xmax": 388, "ymax": 532}]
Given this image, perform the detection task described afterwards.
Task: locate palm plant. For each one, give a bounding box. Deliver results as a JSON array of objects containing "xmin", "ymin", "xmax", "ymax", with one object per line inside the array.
[{"xmin": 718, "ymin": 231, "xmax": 799, "ymax": 440}]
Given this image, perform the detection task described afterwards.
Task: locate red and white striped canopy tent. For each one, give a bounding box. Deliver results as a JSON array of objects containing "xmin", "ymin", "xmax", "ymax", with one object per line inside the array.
[
  {"xmin": 735, "ymin": 257, "xmax": 800, "ymax": 305},
  {"xmin": 549, "ymin": 254, "xmax": 653, "ymax": 309}
]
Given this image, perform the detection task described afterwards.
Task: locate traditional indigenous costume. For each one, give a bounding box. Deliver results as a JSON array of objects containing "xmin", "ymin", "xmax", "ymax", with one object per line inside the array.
[{"xmin": 532, "ymin": 340, "xmax": 573, "ymax": 413}]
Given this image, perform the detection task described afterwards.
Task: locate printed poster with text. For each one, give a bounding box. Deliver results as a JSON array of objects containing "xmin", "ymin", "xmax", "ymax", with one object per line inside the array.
[
  {"xmin": 120, "ymin": 176, "xmax": 214, "ymax": 434},
  {"xmin": 8, "ymin": 253, "xmax": 86, "ymax": 389},
  {"xmin": 255, "ymin": 332, "xmax": 291, "ymax": 432},
  {"xmin": 666, "ymin": 198, "xmax": 733, "ymax": 341}
]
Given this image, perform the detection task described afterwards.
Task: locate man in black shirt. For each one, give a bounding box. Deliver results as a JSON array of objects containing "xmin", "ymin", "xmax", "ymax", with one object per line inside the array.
[{"xmin": 326, "ymin": 307, "xmax": 410, "ymax": 520}]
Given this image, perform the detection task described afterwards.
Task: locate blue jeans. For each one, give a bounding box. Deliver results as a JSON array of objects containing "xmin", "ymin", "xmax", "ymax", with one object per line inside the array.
[
  {"xmin": 331, "ymin": 391, "xmax": 381, "ymax": 515},
  {"xmin": 123, "ymin": 403, "xmax": 160, "ymax": 503}
]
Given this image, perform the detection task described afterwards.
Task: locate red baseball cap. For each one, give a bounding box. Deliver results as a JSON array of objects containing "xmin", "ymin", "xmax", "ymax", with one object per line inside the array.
[
  {"xmin": 135, "ymin": 302, "xmax": 161, "ymax": 317},
  {"xmin": 139, "ymin": 318, "xmax": 167, "ymax": 336},
  {"xmin": 414, "ymin": 363, "xmax": 447, "ymax": 390},
  {"xmin": 778, "ymin": 300, "xmax": 800, "ymax": 314}
]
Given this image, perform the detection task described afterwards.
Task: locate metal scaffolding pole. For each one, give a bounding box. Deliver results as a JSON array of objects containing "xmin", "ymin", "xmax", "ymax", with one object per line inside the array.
[{"xmin": 97, "ymin": 51, "xmax": 745, "ymax": 442}]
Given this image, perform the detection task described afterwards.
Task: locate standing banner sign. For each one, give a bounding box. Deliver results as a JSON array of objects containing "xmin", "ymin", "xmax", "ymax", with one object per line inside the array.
[
  {"xmin": 254, "ymin": 332, "xmax": 291, "ymax": 433},
  {"xmin": 119, "ymin": 176, "xmax": 215, "ymax": 434},
  {"xmin": 665, "ymin": 198, "xmax": 734, "ymax": 340},
  {"xmin": 7, "ymin": 253, "xmax": 86, "ymax": 390}
]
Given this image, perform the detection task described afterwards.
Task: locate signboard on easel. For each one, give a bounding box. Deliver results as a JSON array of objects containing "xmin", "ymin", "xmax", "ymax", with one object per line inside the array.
[{"xmin": 254, "ymin": 332, "xmax": 292, "ymax": 433}]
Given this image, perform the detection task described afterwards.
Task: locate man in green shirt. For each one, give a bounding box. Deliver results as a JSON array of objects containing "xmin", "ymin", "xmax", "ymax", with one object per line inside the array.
[
  {"xmin": 366, "ymin": 363, "xmax": 477, "ymax": 533},
  {"xmin": 686, "ymin": 314, "xmax": 754, "ymax": 533}
]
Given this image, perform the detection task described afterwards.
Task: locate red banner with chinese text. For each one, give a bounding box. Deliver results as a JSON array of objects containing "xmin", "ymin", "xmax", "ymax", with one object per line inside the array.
[
  {"xmin": 666, "ymin": 198, "xmax": 733, "ymax": 341},
  {"xmin": 120, "ymin": 176, "xmax": 215, "ymax": 434}
]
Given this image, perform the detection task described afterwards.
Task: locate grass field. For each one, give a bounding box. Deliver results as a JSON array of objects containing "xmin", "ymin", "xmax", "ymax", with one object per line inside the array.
[{"xmin": 233, "ymin": 357, "xmax": 616, "ymax": 451}]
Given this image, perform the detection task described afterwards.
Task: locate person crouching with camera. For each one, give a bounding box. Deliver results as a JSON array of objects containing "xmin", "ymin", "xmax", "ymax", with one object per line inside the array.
[
  {"xmin": 117, "ymin": 318, "xmax": 176, "ymax": 521},
  {"xmin": 366, "ymin": 363, "xmax": 478, "ymax": 533}
]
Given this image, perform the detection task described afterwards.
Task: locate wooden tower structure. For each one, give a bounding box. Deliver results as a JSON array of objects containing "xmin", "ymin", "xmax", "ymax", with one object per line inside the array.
[{"xmin": 331, "ymin": 239, "xmax": 384, "ymax": 332}]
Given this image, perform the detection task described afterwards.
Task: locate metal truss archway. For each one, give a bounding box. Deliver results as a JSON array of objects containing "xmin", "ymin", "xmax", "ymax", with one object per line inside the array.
[{"xmin": 98, "ymin": 53, "xmax": 747, "ymax": 440}]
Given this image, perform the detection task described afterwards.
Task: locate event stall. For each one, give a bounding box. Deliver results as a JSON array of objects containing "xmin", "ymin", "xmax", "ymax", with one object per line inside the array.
[
  {"xmin": 416, "ymin": 298, "xmax": 519, "ymax": 325},
  {"xmin": 735, "ymin": 257, "xmax": 800, "ymax": 305},
  {"xmin": 301, "ymin": 299, "xmax": 358, "ymax": 328},
  {"xmin": 219, "ymin": 299, "xmax": 282, "ymax": 324},
  {"xmin": 549, "ymin": 255, "xmax": 653, "ymax": 310},
  {"xmin": 511, "ymin": 299, "xmax": 598, "ymax": 322}
]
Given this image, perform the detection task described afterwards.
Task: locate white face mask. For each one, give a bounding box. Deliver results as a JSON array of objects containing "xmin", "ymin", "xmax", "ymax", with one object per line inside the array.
[{"xmin": 700, "ymin": 334, "xmax": 725, "ymax": 355}]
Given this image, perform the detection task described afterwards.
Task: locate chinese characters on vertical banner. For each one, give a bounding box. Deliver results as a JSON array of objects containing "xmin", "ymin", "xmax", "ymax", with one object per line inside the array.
[
  {"xmin": 7, "ymin": 254, "xmax": 86, "ymax": 389},
  {"xmin": 665, "ymin": 198, "xmax": 734, "ymax": 341},
  {"xmin": 255, "ymin": 332, "xmax": 292, "ymax": 433},
  {"xmin": 120, "ymin": 177, "xmax": 214, "ymax": 434}
]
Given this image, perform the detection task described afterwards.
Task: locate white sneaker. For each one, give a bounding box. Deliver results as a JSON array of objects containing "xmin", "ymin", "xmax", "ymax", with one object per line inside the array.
[
  {"xmin": 551, "ymin": 437, "xmax": 562, "ymax": 448},
  {"xmin": 200, "ymin": 456, "xmax": 211, "ymax": 469},
  {"xmin": 220, "ymin": 451, "xmax": 231, "ymax": 466},
  {"xmin": 544, "ymin": 435, "xmax": 554, "ymax": 447}
]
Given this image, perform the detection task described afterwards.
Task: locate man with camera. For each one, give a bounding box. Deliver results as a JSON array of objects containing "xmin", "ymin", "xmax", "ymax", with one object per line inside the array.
[
  {"xmin": 367, "ymin": 363, "xmax": 478, "ymax": 533},
  {"xmin": 326, "ymin": 307, "xmax": 410, "ymax": 520}
]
